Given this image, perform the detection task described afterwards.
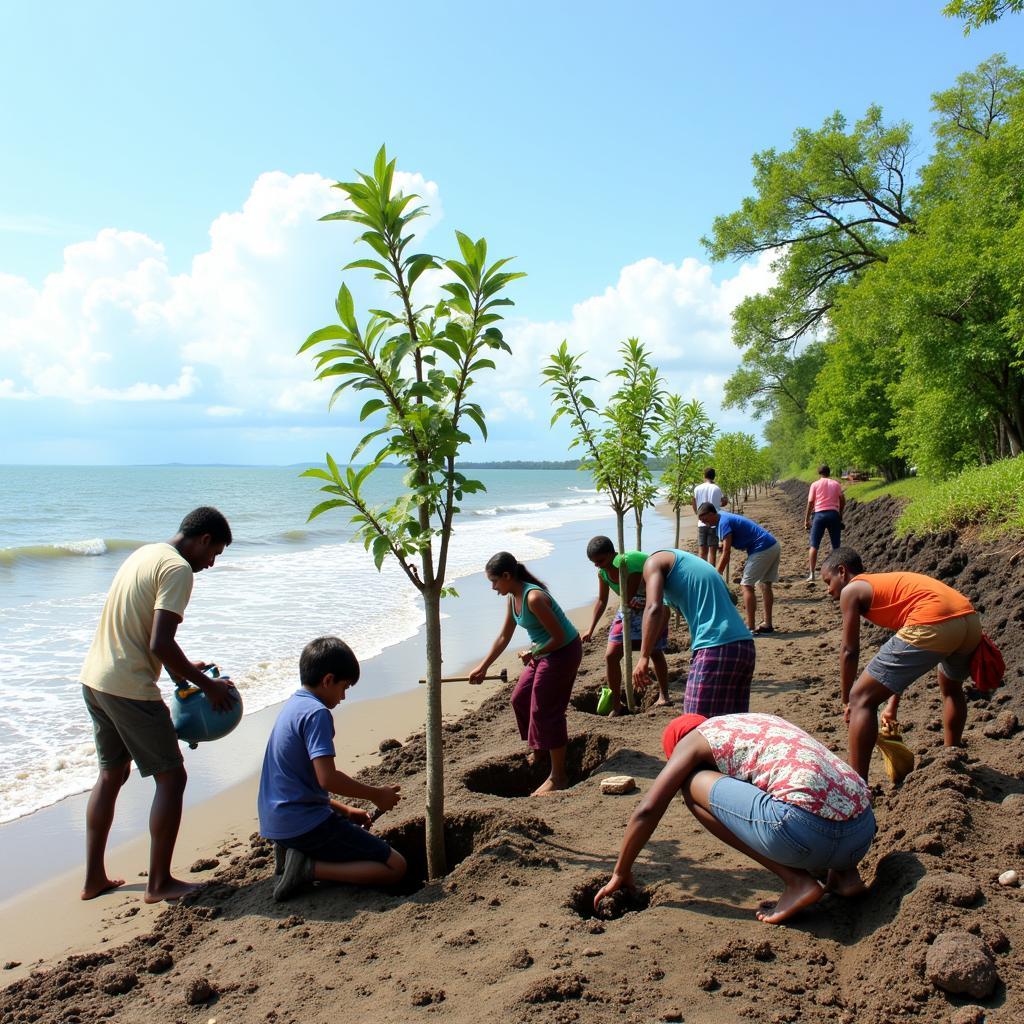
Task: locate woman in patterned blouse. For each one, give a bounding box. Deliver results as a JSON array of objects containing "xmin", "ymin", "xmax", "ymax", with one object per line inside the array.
[{"xmin": 595, "ymin": 712, "xmax": 875, "ymax": 924}]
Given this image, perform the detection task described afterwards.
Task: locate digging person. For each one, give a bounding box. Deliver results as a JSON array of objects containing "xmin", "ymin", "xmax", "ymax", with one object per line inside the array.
[
  {"xmin": 596, "ymin": 712, "xmax": 875, "ymax": 925},
  {"xmin": 469, "ymin": 552, "xmax": 583, "ymax": 795},
  {"xmin": 820, "ymin": 546, "xmax": 984, "ymax": 780}
]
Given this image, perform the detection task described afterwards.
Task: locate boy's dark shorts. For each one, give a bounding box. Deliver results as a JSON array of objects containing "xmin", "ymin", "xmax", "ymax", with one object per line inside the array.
[
  {"xmin": 82, "ymin": 684, "xmax": 184, "ymax": 777},
  {"xmin": 282, "ymin": 811, "xmax": 393, "ymax": 864}
]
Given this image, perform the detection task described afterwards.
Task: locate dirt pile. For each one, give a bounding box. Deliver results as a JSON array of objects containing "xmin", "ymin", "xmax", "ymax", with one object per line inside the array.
[{"xmin": 3, "ymin": 485, "xmax": 1021, "ymax": 1023}]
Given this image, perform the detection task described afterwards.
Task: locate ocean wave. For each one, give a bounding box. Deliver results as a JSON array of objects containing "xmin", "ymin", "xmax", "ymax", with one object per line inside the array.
[
  {"xmin": 0, "ymin": 538, "xmax": 141, "ymax": 565},
  {"xmin": 471, "ymin": 496, "xmax": 606, "ymax": 517}
]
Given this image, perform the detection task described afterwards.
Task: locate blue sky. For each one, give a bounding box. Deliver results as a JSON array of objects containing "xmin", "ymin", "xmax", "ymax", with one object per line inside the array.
[{"xmin": 1, "ymin": 1, "xmax": 1020, "ymax": 465}]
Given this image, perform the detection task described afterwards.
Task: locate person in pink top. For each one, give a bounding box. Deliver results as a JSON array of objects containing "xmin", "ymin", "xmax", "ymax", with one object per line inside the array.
[
  {"xmin": 595, "ymin": 712, "xmax": 875, "ymax": 925},
  {"xmin": 804, "ymin": 465, "xmax": 845, "ymax": 582}
]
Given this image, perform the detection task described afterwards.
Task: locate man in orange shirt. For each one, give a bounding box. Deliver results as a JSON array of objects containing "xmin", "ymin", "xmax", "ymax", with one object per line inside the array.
[{"xmin": 820, "ymin": 547, "xmax": 982, "ymax": 779}]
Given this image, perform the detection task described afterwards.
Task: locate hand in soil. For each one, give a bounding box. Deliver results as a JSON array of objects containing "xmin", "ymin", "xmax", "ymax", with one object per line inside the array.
[{"xmin": 754, "ymin": 876, "xmax": 824, "ymax": 924}]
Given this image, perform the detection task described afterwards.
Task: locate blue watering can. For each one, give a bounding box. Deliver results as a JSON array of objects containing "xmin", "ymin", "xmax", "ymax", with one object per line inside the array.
[{"xmin": 171, "ymin": 665, "xmax": 243, "ymax": 749}]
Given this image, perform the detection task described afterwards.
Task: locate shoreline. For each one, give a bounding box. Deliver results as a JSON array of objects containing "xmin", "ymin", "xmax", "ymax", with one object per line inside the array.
[{"xmin": 1, "ymin": 505, "xmax": 691, "ymax": 975}]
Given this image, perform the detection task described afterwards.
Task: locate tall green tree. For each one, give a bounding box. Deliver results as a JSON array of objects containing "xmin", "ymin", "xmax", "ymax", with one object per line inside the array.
[
  {"xmin": 543, "ymin": 338, "xmax": 663, "ymax": 711},
  {"xmin": 656, "ymin": 397, "xmax": 716, "ymax": 548},
  {"xmin": 300, "ymin": 147, "xmax": 524, "ymax": 878},
  {"xmin": 703, "ymin": 106, "xmax": 915, "ymax": 358}
]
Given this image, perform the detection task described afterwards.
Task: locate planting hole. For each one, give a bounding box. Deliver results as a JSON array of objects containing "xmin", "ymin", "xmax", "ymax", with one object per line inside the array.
[
  {"xmin": 375, "ymin": 810, "xmax": 548, "ymax": 895},
  {"xmin": 567, "ymin": 875, "xmax": 651, "ymax": 920},
  {"xmin": 463, "ymin": 734, "xmax": 617, "ymax": 798}
]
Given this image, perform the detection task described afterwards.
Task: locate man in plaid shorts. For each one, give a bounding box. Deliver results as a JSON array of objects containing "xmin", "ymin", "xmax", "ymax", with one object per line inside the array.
[{"xmin": 634, "ymin": 549, "xmax": 755, "ymax": 717}]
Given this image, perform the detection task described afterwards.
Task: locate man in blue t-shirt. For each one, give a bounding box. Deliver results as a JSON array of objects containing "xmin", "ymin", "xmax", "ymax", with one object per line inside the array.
[
  {"xmin": 697, "ymin": 505, "xmax": 782, "ymax": 635},
  {"xmin": 634, "ymin": 550, "xmax": 755, "ymax": 718},
  {"xmin": 257, "ymin": 636, "xmax": 405, "ymax": 901}
]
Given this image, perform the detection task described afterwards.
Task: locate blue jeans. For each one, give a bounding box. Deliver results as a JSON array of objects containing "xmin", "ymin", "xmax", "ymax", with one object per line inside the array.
[
  {"xmin": 709, "ymin": 776, "xmax": 875, "ymax": 873},
  {"xmin": 809, "ymin": 510, "xmax": 841, "ymax": 551}
]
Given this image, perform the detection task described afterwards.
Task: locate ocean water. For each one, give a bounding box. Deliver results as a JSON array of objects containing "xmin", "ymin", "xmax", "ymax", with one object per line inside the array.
[{"xmin": 0, "ymin": 465, "xmax": 619, "ymax": 824}]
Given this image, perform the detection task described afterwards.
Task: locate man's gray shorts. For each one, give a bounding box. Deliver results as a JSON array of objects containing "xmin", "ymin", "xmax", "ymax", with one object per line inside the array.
[
  {"xmin": 83, "ymin": 685, "xmax": 184, "ymax": 776},
  {"xmin": 865, "ymin": 636, "xmax": 973, "ymax": 694},
  {"xmin": 740, "ymin": 541, "xmax": 781, "ymax": 585},
  {"xmin": 697, "ymin": 524, "xmax": 718, "ymax": 549}
]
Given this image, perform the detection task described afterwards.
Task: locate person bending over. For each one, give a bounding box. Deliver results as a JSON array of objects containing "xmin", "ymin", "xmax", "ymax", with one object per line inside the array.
[
  {"xmin": 634, "ymin": 550, "xmax": 754, "ymax": 717},
  {"xmin": 259, "ymin": 636, "xmax": 404, "ymax": 902},
  {"xmin": 80, "ymin": 507, "xmax": 238, "ymax": 903},
  {"xmin": 697, "ymin": 505, "xmax": 781, "ymax": 634},
  {"xmin": 820, "ymin": 547, "xmax": 983, "ymax": 780},
  {"xmin": 596, "ymin": 712, "xmax": 874, "ymax": 925},
  {"xmin": 469, "ymin": 552, "xmax": 582, "ymax": 795},
  {"xmin": 581, "ymin": 536, "xmax": 670, "ymax": 714}
]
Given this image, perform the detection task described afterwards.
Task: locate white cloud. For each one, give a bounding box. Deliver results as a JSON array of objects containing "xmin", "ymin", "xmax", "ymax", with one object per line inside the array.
[
  {"xmin": 0, "ymin": 170, "xmax": 444, "ymax": 416},
  {"xmin": 496, "ymin": 252, "xmax": 776, "ymax": 434},
  {"xmin": 0, "ymin": 166, "xmax": 774, "ymax": 460}
]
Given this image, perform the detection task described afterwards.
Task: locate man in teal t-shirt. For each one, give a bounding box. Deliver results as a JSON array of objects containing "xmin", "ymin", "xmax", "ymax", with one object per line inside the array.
[
  {"xmin": 635, "ymin": 549, "xmax": 755, "ymax": 718},
  {"xmin": 583, "ymin": 537, "xmax": 670, "ymax": 715}
]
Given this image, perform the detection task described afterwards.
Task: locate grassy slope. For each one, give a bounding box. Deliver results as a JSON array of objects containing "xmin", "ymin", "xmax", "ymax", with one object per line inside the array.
[{"xmin": 829, "ymin": 458, "xmax": 1024, "ymax": 536}]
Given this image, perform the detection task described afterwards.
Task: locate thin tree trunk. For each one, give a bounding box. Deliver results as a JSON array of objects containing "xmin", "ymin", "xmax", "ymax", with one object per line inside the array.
[
  {"xmin": 673, "ymin": 506, "xmax": 680, "ymax": 549},
  {"xmin": 422, "ymin": 586, "xmax": 446, "ymax": 878},
  {"xmin": 634, "ymin": 507, "xmax": 642, "ymax": 550},
  {"xmin": 616, "ymin": 513, "xmax": 636, "ymax": 713}
]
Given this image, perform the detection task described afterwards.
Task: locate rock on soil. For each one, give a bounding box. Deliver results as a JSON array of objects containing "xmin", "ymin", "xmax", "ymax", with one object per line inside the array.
[
  {"xmin": 925, "ymin": 929, "xmax": 999, "ymax": 998},
  {"xmin": 189, "ymin": 857, "xmax": 220, "ymax": 872}
]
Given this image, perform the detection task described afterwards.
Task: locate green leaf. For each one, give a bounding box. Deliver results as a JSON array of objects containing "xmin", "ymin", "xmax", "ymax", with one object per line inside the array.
[{"xmin": 359, "ymin": 398, "xmax": 388, "ymax": 421}]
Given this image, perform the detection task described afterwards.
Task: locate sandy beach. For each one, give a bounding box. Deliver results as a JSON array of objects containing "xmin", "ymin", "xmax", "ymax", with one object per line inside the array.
[
  {"xmin": 3, "ymin": 488, "xmax": 1021, "ymax": 1023},
  {"xmin": 0, "ymin": 505, "xmax": 686, "ymax": 975}
]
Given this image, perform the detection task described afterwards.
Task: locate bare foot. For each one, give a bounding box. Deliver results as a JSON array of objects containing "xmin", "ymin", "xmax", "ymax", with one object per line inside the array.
[
  {"xmin": 608, "ymin": 707, "xmax": 626, "ymax": 718},
  {"xmin": 80, "ymin": 877, "xmax": 126, "ymax": 900},
  {"xmin": 755, "ymin": 876, "xmax": 823, "ymax": 924},
  {"xmin": 143, "ymin": 878, "xmax": 202, "ymax": 903},
  {"xmin": 655, "ymin": 697, "xmax": 672, "ymax": 707},
  {"xmin": 825, "ymin": 868, "xmax": 867, "ymax": 898},
  {"xmin": 532, "ymin": 777, "xmax": 568, "ymax": 796}
]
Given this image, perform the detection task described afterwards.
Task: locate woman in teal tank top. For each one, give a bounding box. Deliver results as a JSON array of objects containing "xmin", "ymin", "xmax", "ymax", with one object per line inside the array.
[{"xmin": 469, "ymin": 551, "xmax": 583, "ymax": 795}]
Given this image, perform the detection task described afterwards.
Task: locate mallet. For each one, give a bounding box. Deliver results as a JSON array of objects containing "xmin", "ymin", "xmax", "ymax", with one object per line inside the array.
[{"xmin": 417, "ymin": 668, "xmax": 508, "ymax": 685}]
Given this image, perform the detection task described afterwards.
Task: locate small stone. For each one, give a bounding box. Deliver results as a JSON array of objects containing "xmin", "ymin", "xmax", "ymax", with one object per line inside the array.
[
  {"xmin": 660, "ymin": 1010, "xmax": 683, "ymax": 1022},
  {"xmin": 378, "ymin": 738, "xmax": 401, "ymax": 753},
  {"xmin": 184, "ymin": 977, "xmax": 216, "ymax": 1006},
  {"xmin": 997, "ymin": 869, "xmax": 1018, "ymax": 887},
  {"xmin": 96, "ymin": 966, "xmax": 137, "ymax": 995},
  {"xmin": 1002, "ymin": 792, "xmax": 1024, "ymax": 808},
  {"xmin": 696, "ymin": 971, "xmax": 718, "ymax": 991},
  {"xmin": 983, "ymin": 711, "xmax": 1018, "ymax": 739},
  {"xmin": 2, "ymin": 961, "xmax": 20, "ymax": 970},
  {"xmin": 189, "ymin": 857, "xmax": 219, "ymax": 872},
  {"xmin": 600, "ymin": 775, "xmax": 637, "ymax": 795},
  {"xmin": 925, "ymin": 929, "xmax": 998, "ymax": 999}
]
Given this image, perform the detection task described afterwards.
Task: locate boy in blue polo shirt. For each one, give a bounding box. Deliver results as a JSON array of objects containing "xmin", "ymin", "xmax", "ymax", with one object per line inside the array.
[
  {"xmin": 258, "ymin": 636, "xmax": 405, "ymax": 901},
  {"xmin": 697, "ymin": 506, "xmax": 782, "ymax": 635}
]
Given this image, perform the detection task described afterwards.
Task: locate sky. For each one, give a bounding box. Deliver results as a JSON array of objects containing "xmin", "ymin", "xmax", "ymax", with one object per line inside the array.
[{"xmin": 1, "ymin": 1, "xmax": 1021, "ymax": 465}]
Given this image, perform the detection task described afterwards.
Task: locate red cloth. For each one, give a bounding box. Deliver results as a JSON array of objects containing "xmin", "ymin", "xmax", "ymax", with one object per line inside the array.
[
  {"xmin": 661, "ymin": 714, "xmax": 707, "ymax": 759},
  {"xmin": 970, "ymin": 634, "xmax": 1005, "ymax": 692}
]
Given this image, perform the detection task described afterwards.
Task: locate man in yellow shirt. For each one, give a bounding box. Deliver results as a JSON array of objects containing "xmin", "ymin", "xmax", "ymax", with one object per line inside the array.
[{"xmin": 80, "ymin": 507, "xmax": 236, "ymax": 903}]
